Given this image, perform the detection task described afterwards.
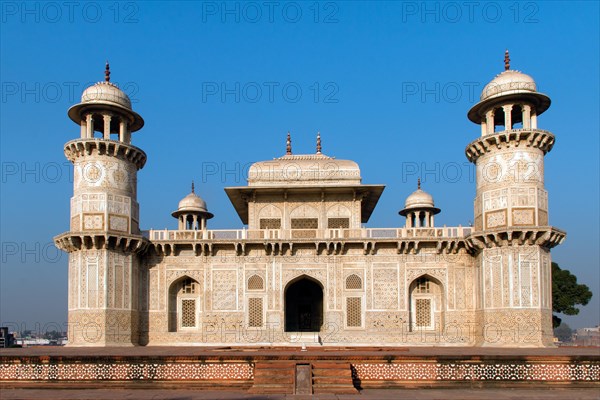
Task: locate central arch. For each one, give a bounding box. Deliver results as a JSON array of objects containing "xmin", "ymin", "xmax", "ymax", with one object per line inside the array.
[{"xmin": 284, "ymin": 276, "xmax": 323, "ymax": 332}]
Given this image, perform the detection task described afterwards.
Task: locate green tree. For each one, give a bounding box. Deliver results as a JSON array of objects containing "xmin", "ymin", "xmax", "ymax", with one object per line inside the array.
[
  {"xmin": 552, "ymin": 262, "xmax": 593, "ymax": 328},
  {"xmin": 553, "ymin": 322, "xmax": 573, "ymax": 342}
]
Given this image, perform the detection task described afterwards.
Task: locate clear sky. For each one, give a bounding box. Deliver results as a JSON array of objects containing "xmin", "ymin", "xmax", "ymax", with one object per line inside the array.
[{"xmin": 1, "ymin": 1, "xmax": 598, "ymax": 333}]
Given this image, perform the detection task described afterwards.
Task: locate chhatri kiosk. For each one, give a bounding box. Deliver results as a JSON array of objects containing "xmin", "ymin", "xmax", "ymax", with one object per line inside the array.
[{"xmin": 55, "ymin": 52, "xmax": 565, "ymax": 347}]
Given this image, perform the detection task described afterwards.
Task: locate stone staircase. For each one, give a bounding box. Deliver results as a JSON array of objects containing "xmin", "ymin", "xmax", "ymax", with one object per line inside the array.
[
  {"xmin": 249, "ymin": 361, "xmax": 357, "ymax": 394},
  {"xmin": 248, "ymin": 362, "xmax": 295, "ymax": 394},
  {"xmin": 312, "ymin": 362, "xmax": 358, "ymax": 394}
]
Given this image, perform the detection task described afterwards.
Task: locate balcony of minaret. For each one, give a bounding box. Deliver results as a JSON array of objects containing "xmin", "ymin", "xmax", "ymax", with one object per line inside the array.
[
  {"xmin": 63, "ymin": 137, "xmax": 147, "ymax": 170},
  {"xmin": 480, "ymin": 102, "xmax": 538, "ymax": 136},
  {"xmin": 465, "ymin": 128, "xmax": 555, "ymax": 164},
  {"xmin": 78, "ymin": 111, "xmax": 132, "ymax": 144}
]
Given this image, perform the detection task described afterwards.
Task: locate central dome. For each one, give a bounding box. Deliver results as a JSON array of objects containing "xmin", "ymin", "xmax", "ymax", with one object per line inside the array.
[{"xmin": 248, "ymin": 154, "xmax": 361, "ymax": 186}]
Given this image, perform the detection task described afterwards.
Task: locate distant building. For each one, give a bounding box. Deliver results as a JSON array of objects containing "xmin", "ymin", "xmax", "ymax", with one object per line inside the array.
[
  {"xmin": 573, "ymin": 326, "xmax": 600, "ymax": 347},
  {"xmin": 0, "ymin": 327, "xmax": 15, "ymax": 348},
  {"xmin": 55, "ymin": 53, "xmax": 565, "ymax": 347}
]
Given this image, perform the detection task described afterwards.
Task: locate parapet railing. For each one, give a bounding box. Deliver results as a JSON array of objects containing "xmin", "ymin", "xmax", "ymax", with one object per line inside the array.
[{"xmin": 143, "ymin": 226, "xmax": 472, "ymax": 241}]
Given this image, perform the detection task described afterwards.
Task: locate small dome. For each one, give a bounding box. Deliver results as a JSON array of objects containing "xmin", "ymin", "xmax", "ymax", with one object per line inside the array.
[
  {"xmin": 81, "ymin": 81, "xmax": 132, "ymax": 109},
  {"xmin": 171, "ymin": 184, "xmax": 214, "ymax": 220},
  {"xmin": 405, "ymin": 188, "xmax": 434, "ymax": 209},
  {"xmin": 399, "ymin": 180, "xmax": 440, "ymax": 216},
  {"xmin": 480, "ymin": 70, "xmax": 537, "ymax": 101},
  {"xmin": 178, "ymin": 192, "xmax": 208, "ymax": 213}
]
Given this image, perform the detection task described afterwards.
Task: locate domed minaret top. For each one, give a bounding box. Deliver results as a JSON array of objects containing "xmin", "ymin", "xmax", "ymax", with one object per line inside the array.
[
  {"xmin": 467, "ymin": 51, "xmax": 551, "ymax": 130},
  {"xmin": 172, "ymin": 182, "xmax": 214, "ymax": 230},
  {"xmin": 399, "ymin": 179, "xmax": 440, "ymax": 228},
  {"xmin": 67, "ymin": 62, "xmax": 144, "ymax": 143}
]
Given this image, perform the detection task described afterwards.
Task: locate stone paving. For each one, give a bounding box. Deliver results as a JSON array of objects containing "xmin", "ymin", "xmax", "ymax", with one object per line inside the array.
[{"xmin": 1, "ymin": 388, "xmax": 600, "ymax": 400}]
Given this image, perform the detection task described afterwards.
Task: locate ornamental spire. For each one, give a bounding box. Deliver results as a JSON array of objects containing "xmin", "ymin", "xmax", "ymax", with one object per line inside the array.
[
  {"xmin": 316, "ymin": 131, "xmax": 322, "ymax": 154},
  {"xmin": 504, "ymin": 49, "xmax": 510, "ymax": 71},
  {"xmin": 191, "ymin": 180, "xmax": 195, "ymax": 194},
  {"xmin": 286, "ymin": 131, "xmax": 292, "ymax": 155},
  {"xmin": 105, "ymin": 61, "xmax": 111, "ymax": 82},
  {"xmin": 417, "ymin": 177, "xmax": 421, "ymax": 190}
]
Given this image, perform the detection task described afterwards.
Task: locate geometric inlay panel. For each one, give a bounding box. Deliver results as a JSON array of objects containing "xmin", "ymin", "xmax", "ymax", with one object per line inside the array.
[
  {"xmin": 352, "ymin": 362, "xmax": 600, "ymax": 381},
  {"xmin": 212, "ymin": 270, "xmax": 237, "ymax": 310},
  {"xmin": 0, "ymin": 362, "xmax": 253, "ymax": 380}
]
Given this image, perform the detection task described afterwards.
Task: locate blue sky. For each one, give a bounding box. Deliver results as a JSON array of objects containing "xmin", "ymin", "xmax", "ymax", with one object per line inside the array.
[{"xmin": 1, "ymin": 1, "xmax": 598, "ymax": 332}]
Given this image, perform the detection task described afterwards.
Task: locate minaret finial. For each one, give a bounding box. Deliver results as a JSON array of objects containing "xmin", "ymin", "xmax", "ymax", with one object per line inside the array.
[
  {"xmin": 504, "ymin": 49, "xmax": 510, "ymax": 71},
  {"xmin": 316, "ymin": 131, "xmax": 322, "ymax": 154},
  {"xmin": 286, "ymin": 131, "xmax": 292, "ymax": 155},
  {"xmin": 417, "ymin": 177, "xmax": 421, "ymax": 190},
  {"xmin": 105, "ymin": 61, "xmax": 110, "ymax": 82},
  {"xmin": 191, "ymin": 180, "xmax": 195, "ymax": 194}
]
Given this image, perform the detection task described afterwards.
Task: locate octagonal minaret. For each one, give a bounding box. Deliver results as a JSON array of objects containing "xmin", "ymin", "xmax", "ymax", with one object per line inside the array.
[
  {"xmin": 465, "ymin": 52, "xmax": 565, "ymax": 347},
  {"xmin": 55, "ymin": 63, "xmax": 147, "ymax": 346}
]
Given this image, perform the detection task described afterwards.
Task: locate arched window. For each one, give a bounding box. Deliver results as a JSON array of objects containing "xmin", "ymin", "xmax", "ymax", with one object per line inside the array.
[
  {"xmin": 345, "ymin": 274, "xmax": 362, "ymax": 290},
  {"xmin": 168, "ymin": 277, "xmax": 200, "ymax": 332},
  {"xmin": 409, "ymin": 276, "xmax": 443, "ymax": 331},
  {"xmin": 259, "ymin": 204, "xmax": 282, "ymax": 229},
  {"xmin": 247, "ymin": 274, "xmax": 264, "ymax": 291}
]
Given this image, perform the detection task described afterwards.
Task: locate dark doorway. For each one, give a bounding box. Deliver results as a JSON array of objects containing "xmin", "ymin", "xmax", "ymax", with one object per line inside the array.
[{"xmin": 285, "ymin": 277, "xmax": 323, "ymax": 332}]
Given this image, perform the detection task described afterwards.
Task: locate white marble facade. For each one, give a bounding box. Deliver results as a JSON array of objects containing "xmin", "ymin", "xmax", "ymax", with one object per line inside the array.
[{"xmin": 55, "ymin": 55, "xmax": 565, "ymax": 347}]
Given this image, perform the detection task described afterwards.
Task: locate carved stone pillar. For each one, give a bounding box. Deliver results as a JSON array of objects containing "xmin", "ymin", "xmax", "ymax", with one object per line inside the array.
[
  {"xmin": 86, "ymin": 114, "xmax": 94, "ymax": 138},
  {"xmin": 522, "ymin": 104, "xmax": 531, "ymax": 129},
  {"xmin": 486, "ymin": 110, "xmax": 495, "ymax": 134},
  {"xmin": 503, "ymin": 104, "xmax": 513, "ymax": 130},
  {"xmin": 119, "ymin": 118, "xmax": 127, "ymax": 142},
  {"xmin": 103, "ymin": 114, "xmax": 112, "ymax": 140}
]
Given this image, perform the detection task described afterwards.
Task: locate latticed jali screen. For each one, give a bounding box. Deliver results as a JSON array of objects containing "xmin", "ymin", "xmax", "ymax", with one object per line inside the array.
[
  {"xmin": 291, "ymin": 218, "xmax": 318, "ymax": 229},
  {"xmin": 291, "ymin": 218, "xmax": 318, "ymax": 238},
  {"xmin": 346, "ymin": 297, "xmax": 362, "ymax": 327},
  {"xmin": 260, "ymin": 218, "xmax": 281, "ymax": 229},
  {"xmin": 328, "ymin": 218, "xmax": 349, "ymax": 229},
  {"xmin": 181, "ymin": 299, "xmax": 196, "ymax": 328},
  {"xmin": 248, "ymin": 297, "xmax": 263, "ymax": 327},
  {"xmin": 415, "ymin": 298, "xmax": 431, "ymax": 327}
]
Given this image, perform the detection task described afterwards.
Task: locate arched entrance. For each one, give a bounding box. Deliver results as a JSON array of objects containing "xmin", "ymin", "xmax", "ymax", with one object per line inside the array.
[
  {"xmin": 284, "ymin": 276, "xmax": 323, "ymax": 332},
  {"xmin": 409, "ymin": 275, "xmax": 444, "ymax": 331},
  {"xmin": 168, "ymin": 276, "xmax": 201, "ymax": 332}
]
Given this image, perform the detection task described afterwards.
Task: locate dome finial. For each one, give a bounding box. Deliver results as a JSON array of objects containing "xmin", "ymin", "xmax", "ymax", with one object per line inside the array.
[
  {"xmin": 504, "ymin": 49, "xmax": 510, "ymax": 71},
  {"xmin": 191, "ymin": 180, "xmax": 195, "ymax": 194},
  {"xmin": 105, "ymin": 60, "xmax": 111, "ymax": 82},
  {"xmin": 286, "ymin": 131, "xmax": 292, "ymax": 155},
  {"xmin": 417, "ymin": 177, "xmax": 421, "ymax": 190},
  {"xmin": 316, "ymin": 131, "xmax": 322, "ymax": 154}
]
